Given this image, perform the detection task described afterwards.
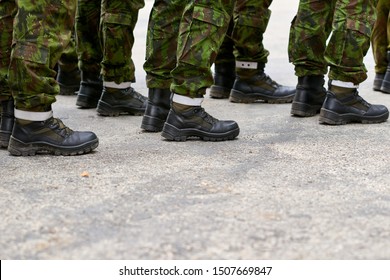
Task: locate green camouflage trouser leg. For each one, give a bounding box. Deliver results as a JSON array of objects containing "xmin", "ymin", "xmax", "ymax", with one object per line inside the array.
[
  {"xmin": 100, "ymin": 0, "xmax": 144, "ymax": 84},
  {"xmin": 289, "ymin": 0, "xmax": 377, "ymax": 84},
  {"xmin": 0, "ymin": 0, "xmax": 16, "ymax": 102},
  {"xmin": 143, "ymin": 0, "xmax": 188, "ymax": 89},
  {"xmin": 231, "ymin": 0, "xmax": 272, "ymax": 64},
  {"xmin": 171, "ymin": 0, "xmax": 235, "ymax": 97},
  {"xmin": 371, "ymin": 0, "xmax": 390, "ymax": 74},
  {"xmin": 8, "ymin": 0, "xmax": 77, "ymax": 111},
  {"xmin": 76, "ymin": 0, "xmax": 102, "ymax": 76}
]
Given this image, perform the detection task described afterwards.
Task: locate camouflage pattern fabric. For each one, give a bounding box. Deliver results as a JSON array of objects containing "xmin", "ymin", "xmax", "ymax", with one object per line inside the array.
[
  {"xmin": 231, "ymin": 0, "xmax": 272, "ymax": 64},
  {"xmin": 289, "ymin": 0, "xmax": 377, "ymax": 84},
  {"xmin": 372, "ymin": 0, "xmax": 390, "ymax": 74},
  {"xmin": 57, "ymin": 30, "xmax": 79, "ymax": 75},
  {"xmin": 76, "ymin": 0, "xmax": 102, "ymax": 77},
  {"xmin": 171, "ymin": 0, "xmax": 235, "ymax": 97},
  {"xmin": 143, "ymin": 0, "xmax": 188, "ymax": 89},
  {"xmin": 100, "ymin": 0, "xmax": 144, "ymax": 84},
  {"xmin": 0, "ymin": 0, "xmax": 16, "ymax": 102},
  {"xmin": 8, "ymin": 0, "xmax": 77, "ymax": 111}
]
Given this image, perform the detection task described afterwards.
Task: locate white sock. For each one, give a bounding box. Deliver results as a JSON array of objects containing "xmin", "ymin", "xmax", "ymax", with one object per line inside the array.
[
  {"xmin": 172, "ymin": 94, "xmax": 203, "ymax": 106},
  {"xmin": 103, "ymin": 81, "xmax": 132, "ymax": 89},
  {"xmin": 14, "ymin": 109, "xmax": 53, "ymax": 121}
]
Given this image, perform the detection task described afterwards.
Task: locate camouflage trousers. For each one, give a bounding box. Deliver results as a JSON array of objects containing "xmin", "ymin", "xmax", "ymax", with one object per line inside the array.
[
  {"xmin": 216, "ymin": 0, "xmax": 273, "ymax": 65},
  {"xmin": 0, "ymin": 0, "xmax": 16, "ymax": 102},
  {"xmin": 288, "ymin": 0, "xmax": 377, "ymax": 85},
  {"xmin": 170, "ymin": 0, "xmax": 236, "ymax": 97},
  {"xmin": 143, "ymin": 0, "xmax": 188, "ymax": 89},
  {"xmin": 8, "ymin": 0, "xmax": 76, "ymax": 111},
  {"xmin": 100, "ymin": 0, "xmax": 144, "ymax": 84},
  {"xmin": 76, "ymin": 0, "xmax": 102, "ymax": 77},
  {"xmin": 372, "ymin": 0, "xmax": 390, "ymax": 74}
]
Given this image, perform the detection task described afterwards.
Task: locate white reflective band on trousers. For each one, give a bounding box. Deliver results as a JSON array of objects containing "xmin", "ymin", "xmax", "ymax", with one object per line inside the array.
[{"xmin": 236, "ymin": 61, "xmax": 258, "ymax": 69}]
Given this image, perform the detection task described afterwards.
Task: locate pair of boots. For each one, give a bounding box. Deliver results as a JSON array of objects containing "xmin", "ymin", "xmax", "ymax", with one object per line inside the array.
[
  {"xmin": 373, "ymin": 51, "xmax": 390, "ymax": 94},
  {"xmin": 209, "ymin": 61, "xmax": 295, "ymax": 103},
  {"xmin": 291, "ymin": 75, "xmax": 389, "ymax": 125},
  {"xmin": 75, "ymin": 72, "xmax": 147, "ymax": 116},
  {"xmin": 141, "ymin": 89, "xmax": 239, "ymax": 141},
  {"xmin": 0, "ymin": 99, "xmax": 98, "ymax": 156}
]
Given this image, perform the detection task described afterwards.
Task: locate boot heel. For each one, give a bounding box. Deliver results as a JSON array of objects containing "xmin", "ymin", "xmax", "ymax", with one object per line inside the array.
[
  {"xmin": 96, "ymin": 101, "xmax": 120, "ymax": 117},
  {"xmin": 8, "ymin": 137, "xmax": 39, "ymax": 156},
  {"xmin": 141, "ymin": 115, "xmax": 165, "ymax": 132},
  {"xmin": 161, "ymin": 123, "xmax": 187, "ymax": 141},
  {"xmin": 319, "ymin": 109, "xmax": 347, "ymax": 125}
]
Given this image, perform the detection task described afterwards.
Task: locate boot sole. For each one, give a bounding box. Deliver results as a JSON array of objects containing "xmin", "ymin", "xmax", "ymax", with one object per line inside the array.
[
  {"xmin": 97, "ymin": 100, "xmax": 145, "ymax": 117},
  {"xmin": 319, "ymin": 108, "xmax": 389, "ymax": 125},
  {"xmin": 229, "ymin": 89, "xmax": 294, "ymax": 104},
  {"xmin": 161, "ymin": 123, "xmax": 239, "ymax": 142},
  {"xmin": 141, "ymin": 115, "xmax": 166, "ymax": 132},
  {"xmin": 7, "ymin": 137, "xmax": 99, "ymax": 156},
  {"xmin": 209, "ymin": 85, "xmax": 230, "ymax": 99},
  {"xmin": 290, "ymin": 101, "xmax": 321, "ymax": 117}
]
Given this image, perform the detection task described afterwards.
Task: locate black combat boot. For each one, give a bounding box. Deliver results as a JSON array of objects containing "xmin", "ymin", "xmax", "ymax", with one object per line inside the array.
[
  {"xmin": 56, "ymin": 66, "xmax": 81, "ymax": 96},
  {"xmin": 290, "ymin": 75, "xmax": 327, "ymax": 117},
  {"xmin": 161, "ymin": 101, "xmax": 239, "ymax": 141},
  {"xmin": 380, "ymin": 51, "xmax": 390, "ymax": 94},
  {"xmin": 141, "ymin": 88, "xmax": 171, "ymax": 132},
  {"xmin": 96, "ymin": 86, "xmax": 147, "ymax": 116},
  {"xmin": 209, "ymin": 61, "xmax": 236, "ymax": 99},
  {"xmin": 0, "ymin": 99, "xmax": 14, "ymax": 148},
  {"xmin": 373, "ymin": 73, "xmax": 384, "ymax": 92},
  {"xmin": 75, "ymin": 72, "xmax": 103, "ymax": 108},
  {"xmin": 319, "ymin": 84, "xmax": 389, "ymax": 125},
  {"xmin": 229, "ymin": 62, "xmax": 295, "ymax": 103},
  {"xmin": 8, "ymin": 117, "xmax": 99, "ymax": 156}
]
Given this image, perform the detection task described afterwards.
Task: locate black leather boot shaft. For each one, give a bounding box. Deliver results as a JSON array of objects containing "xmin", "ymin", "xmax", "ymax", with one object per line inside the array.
[
  {"xmin": 290, "ymin": 75, "xmax": 327, "ymax": 117},
  {"xmin": 75, "ymin": 72, "xmax": 103, "ymax": 108},
  {"xmin": 0, "ymin": 99, "xmax": 14, "ymax": 148},
  {"xmin": 141, "ymin": 88, "xmax": 171, "ymax": 132},
  {"xmin": 57, "ymin": 66, "xmax": 81, "ymax": 96},
  {"xmin": 209, "ymin": 61, "xmax": 236, "ymax": 99},
  {"xmin": 380, "ymin": 51, "xmax": 390, "ymax": 94}
]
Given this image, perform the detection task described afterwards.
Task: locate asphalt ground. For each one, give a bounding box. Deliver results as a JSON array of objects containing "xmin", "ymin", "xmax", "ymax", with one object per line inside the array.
[{"xmin": 1, "ymin": 0, "xmax": 390, "ymax": 260}]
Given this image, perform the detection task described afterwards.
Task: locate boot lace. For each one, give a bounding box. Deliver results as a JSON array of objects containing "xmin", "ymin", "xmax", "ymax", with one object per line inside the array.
[
  {"xmin": 194, "ymin": 107, "xmax": 218, "ymax": 124},
  {"xmin": 47, "ymin": 118, "xmax": 73, "ymax": 136}
]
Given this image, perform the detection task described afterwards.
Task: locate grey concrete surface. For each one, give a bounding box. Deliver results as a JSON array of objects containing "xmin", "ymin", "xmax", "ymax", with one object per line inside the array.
[{"xmin": 1, "ymin": 0, "xmax": 390, "ymax": 260}]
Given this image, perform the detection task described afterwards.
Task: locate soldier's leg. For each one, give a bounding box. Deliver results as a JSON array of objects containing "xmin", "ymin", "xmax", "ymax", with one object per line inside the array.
[
  {"xmin": 162, "ymin": 0, "xmax": 240, "ymax": 142},
  {"xmin": 0, "ymin": 0, "xmax": 16, "ymax": 148},
  {"xmin": 288, "ymin": 0, "xmax": 334, "ymax": 117},
  {"xmin": 141, "ymin": 0, "xmax": 187, "ymax": 132},
  {"xmin": 376, "ymin": 1, "xmax": 390, "ymax": 93},
  {"xmin": 371, "ymin": 0, "xmax": 389, "ymax": 91},
  {"xmin": 319, "ymin": 0, "xmax": 389, "ymax": 125},
  {"xmin": 229, "ymin": 0, "xmax": 295, "ymax": 104},
  {"xmin": 209, "ymin": 19, "xmax": 236, "ymax": 99},
  {"xmin": 7, "ymin": 0, "xmax": 98, "ymax": 156},
  {"xmin": 56, "ymin": 32, "xmax": 81, "ymax": 95},
  {"xmin": 97, "ymin": 0, "xmax": 147, "ymax": 117},
  {"xmin": 75, "ymin": 0, "xmax": 103, "ymax": 108}
]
